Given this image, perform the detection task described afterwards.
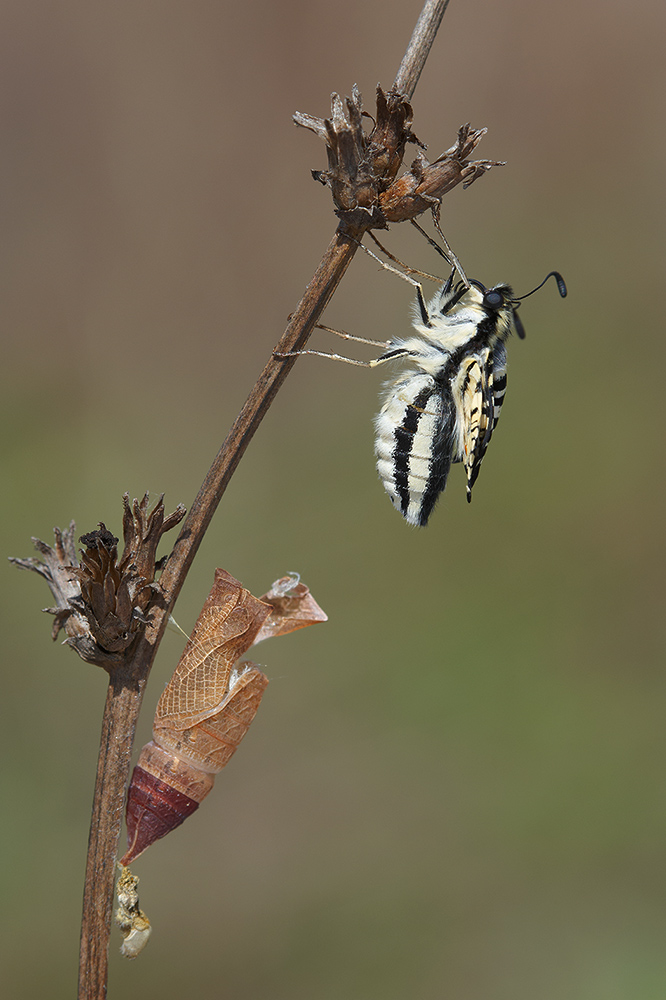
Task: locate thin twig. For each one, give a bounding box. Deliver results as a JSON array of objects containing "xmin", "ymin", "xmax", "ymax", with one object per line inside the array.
[
  {"xmin": 394, "ymin": 0, "xmax": 452, "ymax": 99},
  {"xmin": 77, "ymin": 3, "xmax": 452, "ymax": 996},
  {"xmin": 159, "ymin": 228, "xmax": 363, "ymax": 597}
]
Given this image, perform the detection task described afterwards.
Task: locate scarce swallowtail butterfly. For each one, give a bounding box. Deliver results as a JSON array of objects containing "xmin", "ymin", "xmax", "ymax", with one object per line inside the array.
[{"xmin": 276, "ymin": 242, "xmax": 566, "ymax": 526}]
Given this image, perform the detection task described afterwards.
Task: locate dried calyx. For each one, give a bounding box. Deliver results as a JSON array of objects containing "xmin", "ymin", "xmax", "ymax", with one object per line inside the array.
[
  {"xmin": 294, "ymin": 84, "xmax": 503, "ymax": 230},
  {"xmin": 9, "ymin": 493, "xmax": 186, "ymax": 669}
]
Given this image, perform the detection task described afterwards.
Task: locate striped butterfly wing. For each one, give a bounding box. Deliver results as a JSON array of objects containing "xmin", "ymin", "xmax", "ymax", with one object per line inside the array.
[
  {"xmin": 459, "ymin": 345, "xmax": 508, "ymax": 501},
  {"xmin": 375, "ymin": 372, "xmax": 456, "ymax": 527}
]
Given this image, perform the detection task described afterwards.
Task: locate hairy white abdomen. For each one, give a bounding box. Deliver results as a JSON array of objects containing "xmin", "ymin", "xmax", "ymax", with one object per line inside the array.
[{"xmin": 375, "ymin": 372, "xmax": 454, "ymax": 527}]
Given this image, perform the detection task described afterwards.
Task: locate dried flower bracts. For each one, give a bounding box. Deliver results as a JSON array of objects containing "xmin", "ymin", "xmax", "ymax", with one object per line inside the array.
[
  {"xmin": 294, "ymin": 85, "xmax": 503, "ymax": 230},
  {"xmin": 122, "ymin": 570, "xmax": 326, "ymax": 864},
  {"xmin": 9, "ymin": 494, "xmax": 186, "ymax": 669}
]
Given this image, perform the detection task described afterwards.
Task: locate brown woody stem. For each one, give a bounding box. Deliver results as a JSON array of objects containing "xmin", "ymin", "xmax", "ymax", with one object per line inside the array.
[
  {"xmin": 79, "ymin": 669, "xmax": 142, "ymax": 998},
  {"xmin": 394, "ymin": 0, "xmax": 452, "ymax": 99},
  {"xmin": 78, "ymin": 2, "xmax": 452, "ymax": 996}
]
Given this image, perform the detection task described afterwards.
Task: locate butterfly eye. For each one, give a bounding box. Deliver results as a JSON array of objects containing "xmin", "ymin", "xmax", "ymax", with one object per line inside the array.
[{"xmin": 483, "ymin": 290, "xmax": 503, "ymax": 310}]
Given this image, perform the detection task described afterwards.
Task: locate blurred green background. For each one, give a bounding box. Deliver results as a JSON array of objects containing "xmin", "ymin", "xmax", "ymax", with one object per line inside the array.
[{"xmin": 2, "ymin": 1, "xmax": 664, "ymax": 997}]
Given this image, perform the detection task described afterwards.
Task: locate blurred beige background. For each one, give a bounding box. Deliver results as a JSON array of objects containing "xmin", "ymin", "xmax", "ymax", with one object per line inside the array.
[{"xmin": 2, "ymin": 1, "xmax": 664, "ymax": 998}]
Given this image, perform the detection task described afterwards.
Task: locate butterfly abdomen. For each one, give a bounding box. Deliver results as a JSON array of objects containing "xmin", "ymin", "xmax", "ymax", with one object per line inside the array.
[{"xmin": 375, "ymin": 372, "xmax": 455, "ymax": 526}]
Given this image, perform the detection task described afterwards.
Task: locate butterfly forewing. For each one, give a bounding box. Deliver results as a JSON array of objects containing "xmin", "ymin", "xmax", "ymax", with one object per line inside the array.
[
  {"xmin": 456, "ymin": 356, "xmax": 486, "ymax": 496},
  {"xmin": 456, "ymin": 345, "xmax": 509, "ymax": 501}
]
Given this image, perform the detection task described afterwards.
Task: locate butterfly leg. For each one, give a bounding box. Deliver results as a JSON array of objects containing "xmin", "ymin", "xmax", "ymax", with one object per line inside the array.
[
  {"xmin": 428, "ymin": 203, "xmax": 470, "ymax": 288},
  {"xmin": 274, "ymin": 349, "xmax": 378, "ymax": 367},
  {"xmin": 368, "ymin": 233, "xmax": 442, "ymax": 285},
  {"xmin": 343, "ymin": 234, "xmax": 431, "ymax": 327},
  {"xmin": 274, "ymin": 347, "xmax": 412, "ymax": 368},
  {"xmin": 315, "ymin": 323, "xmax": 389, "ymax": 349}
]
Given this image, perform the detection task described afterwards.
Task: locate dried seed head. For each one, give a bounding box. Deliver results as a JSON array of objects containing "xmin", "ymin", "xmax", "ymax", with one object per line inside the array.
[
  {"xmin": 295, "ymin": 85, "xmax": 419, "ymax": 227},
  {"xmin": 10, "ymin": 494, "xmax": 186, "ymax": 669},
  {"xmin": 77, "ymin": 523, "xmax": 137, "ymax": 654},
  {"xmin": 379, "ymin": 124, "xmax": 504, "ymax": 224},
  {"xmin": 295, "ymin": 88, "xmax": 502, "ymax": 231},
  {"xmin": 367, "ymin": 85, "xmax": 422, "ymax": 188}
]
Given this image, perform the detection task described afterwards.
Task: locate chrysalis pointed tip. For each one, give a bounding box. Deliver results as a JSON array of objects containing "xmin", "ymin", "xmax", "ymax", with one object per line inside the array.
[{"xmin": 122, "ymin": 764, "xmax": 201, "ymax": 865}]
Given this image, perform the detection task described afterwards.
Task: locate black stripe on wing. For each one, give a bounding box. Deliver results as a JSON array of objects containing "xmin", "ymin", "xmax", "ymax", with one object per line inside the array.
[{"xmin": 465, "ymin": 350, "xmax": 507, "ymax": 500}]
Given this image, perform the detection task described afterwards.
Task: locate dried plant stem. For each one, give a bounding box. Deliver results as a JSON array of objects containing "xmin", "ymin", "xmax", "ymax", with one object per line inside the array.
[
  {"xmin": 394, "ymin": 0, "xmax": 452, "ymax": 99},
  {"xmin": 78, "ymin": 3, "xmax": 450, "ymax": 997},
  {"xmin": 160, "ymin": 229, "xmax": 360, "ymax": 593},
  {"xmin": 79, "ymin": 669, "xmax": 142, "ymax": 997}
]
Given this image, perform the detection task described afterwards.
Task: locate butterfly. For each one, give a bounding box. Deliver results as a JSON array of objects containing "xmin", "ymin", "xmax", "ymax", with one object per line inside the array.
[
  {"xmin": 373, "ymin": 271, "xmax": 566, "ymax": 524},
  {"xmin": 277, "ymin": 239, "xmax": 566, "ymax": 526}
]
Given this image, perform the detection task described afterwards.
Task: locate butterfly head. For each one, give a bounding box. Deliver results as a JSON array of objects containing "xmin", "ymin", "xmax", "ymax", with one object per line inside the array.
[{"xmin": 442, "ymin": 271, "xmax": 567, "ymax": 339}]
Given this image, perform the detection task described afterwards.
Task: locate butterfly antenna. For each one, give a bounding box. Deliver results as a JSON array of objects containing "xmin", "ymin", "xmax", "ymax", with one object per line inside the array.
[{"xmin": 515, "ymin": 271, "xmax": 567, "ymax": 301}]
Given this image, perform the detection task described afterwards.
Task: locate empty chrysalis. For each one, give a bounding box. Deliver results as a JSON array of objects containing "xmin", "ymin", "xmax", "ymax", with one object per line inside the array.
[{"xmin": 121, "ymin": 569, "xmax": 326, "ymax": 865}]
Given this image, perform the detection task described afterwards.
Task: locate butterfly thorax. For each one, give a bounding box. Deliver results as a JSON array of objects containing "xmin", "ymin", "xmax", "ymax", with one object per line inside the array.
[{"xmin": 384, "ymin": 282, "xmax": 516, "ymax": 379}]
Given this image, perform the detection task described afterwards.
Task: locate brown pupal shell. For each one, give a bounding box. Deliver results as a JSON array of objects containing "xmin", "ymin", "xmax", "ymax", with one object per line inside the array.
[
  {"xmin": 123, "ymin": 767, "xmax": 199, "ymax": 866},
  {"xmin": 122, "ymin": 570, "xmax": 271, "ymax": 864},
  {"xmin": 152, "ymin": 570, "xmax": 270, "ymax": 736},
  {"xmin": 153, "ymin": 663, "xmax": 269, "ymax": 774},
  {"xmin": 123, "ymin": 569, "xmax": 328, "ymax": 864},
  {"xmin": 122, "ymin": 665, "xmax": 269, "ymax": 864},
  {"xmin": 254, "ymin": 574, "xmax": 328, "ymax": 643},
  {"xmin": 122, "ymin": 741, "xmax": 216, "ymax": 865}
]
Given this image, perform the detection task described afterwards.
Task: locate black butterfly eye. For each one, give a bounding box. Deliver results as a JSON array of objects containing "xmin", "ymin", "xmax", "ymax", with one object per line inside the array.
[{"xmin": 483, "ymin": 290, "xmax": 503, "ymax": 310}]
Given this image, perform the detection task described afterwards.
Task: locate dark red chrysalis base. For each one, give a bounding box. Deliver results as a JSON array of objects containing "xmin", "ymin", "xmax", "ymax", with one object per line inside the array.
[{"xmin": 121, "ymin": 765, "xmax": 200, "ymax": 865}]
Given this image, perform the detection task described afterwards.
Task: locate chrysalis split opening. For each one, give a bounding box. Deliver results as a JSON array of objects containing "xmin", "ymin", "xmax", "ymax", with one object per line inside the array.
[{"xmin": 276, "ymin": 235, "xmax": 566, "ymax": 526}]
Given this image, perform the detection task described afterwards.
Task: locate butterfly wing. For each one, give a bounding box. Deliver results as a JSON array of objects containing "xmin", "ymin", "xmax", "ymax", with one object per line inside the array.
[
  {"xmin": 452, "ymin": 348, "xmax": 497, "ymax": 501},
  {"xmin": 460, "ymin": 344, "xmax": 509, "ymax": 500},
  {"xmin": 487, "ymin": 341, "xmax": 507, "ymax": 439}
]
